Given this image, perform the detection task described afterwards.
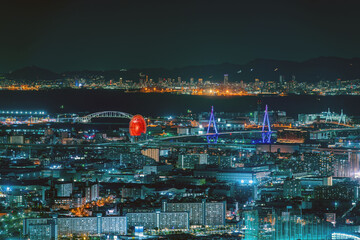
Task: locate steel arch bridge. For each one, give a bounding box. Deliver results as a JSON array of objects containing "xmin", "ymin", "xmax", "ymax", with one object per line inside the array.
[{"xmin": 74, "ymin": 111, "xmax": 133, "ymax": 123}]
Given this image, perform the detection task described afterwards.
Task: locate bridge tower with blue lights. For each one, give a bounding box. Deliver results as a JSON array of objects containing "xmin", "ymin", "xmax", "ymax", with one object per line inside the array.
[
  {"xmin": 338, "ymin": 109, "xmax": 346, "ymax": 125},
  {"xmin": 262, "ymin": 105, "xmax": 271, "ymax": 143},
  {"xmin": 325, "ymin": 108, "xmax": 333, "ymax": 122},
  {"xmin": 207, "ymin": 106, "xmax": 219, "ymax": 143}
]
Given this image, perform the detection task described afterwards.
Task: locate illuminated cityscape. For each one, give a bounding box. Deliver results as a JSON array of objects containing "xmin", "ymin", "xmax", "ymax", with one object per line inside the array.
[
  {"xmin": 1, "ymin": 70, "xmax": 360, "ymax": 97},
  {"xmin": 2, "ymin": 0, "xmax": 360, "ymax": 239},
  {"xmin": 0, "ymin": 105, "xmax": 358, "ymax": 239}
]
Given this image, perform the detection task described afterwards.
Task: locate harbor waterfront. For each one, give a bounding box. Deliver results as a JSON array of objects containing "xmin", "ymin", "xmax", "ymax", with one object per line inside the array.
[{"xmin": 2, "ymin": 0, "xmax": 360, "ymax": 239}]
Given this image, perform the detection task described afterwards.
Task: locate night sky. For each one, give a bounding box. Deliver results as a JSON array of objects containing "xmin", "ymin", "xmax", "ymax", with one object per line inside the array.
[{"xmin": 1, "ymin": 0, "xmax": 360, "ymax": 72}]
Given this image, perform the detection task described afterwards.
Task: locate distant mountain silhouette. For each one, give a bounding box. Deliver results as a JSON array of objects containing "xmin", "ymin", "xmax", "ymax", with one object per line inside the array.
[
  {"xmin": 6, "ymin": 66, "xmax": 60, "ymax": 81},
  {"xmin": 7, "ymin": 57, "xmax": 360, "ymax": 82}
]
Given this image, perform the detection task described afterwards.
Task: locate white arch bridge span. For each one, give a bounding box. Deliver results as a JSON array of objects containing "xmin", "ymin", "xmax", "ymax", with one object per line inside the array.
[
  {"xmin": 74, "ymin": 111, "xmax": 133, "ymax": 123},
  {"xmin": 57, "ymin": 111, "xmax": 133, "ymax": 123}
]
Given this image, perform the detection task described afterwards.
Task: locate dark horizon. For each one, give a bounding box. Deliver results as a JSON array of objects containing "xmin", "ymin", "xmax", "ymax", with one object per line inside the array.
[
  {"xmin": 1, "ymin": 0, "xmax": 360, "ymax": 73},
  {"xmin": 5, "ymin": 55, "xmax": 360, "ymax": 74}
]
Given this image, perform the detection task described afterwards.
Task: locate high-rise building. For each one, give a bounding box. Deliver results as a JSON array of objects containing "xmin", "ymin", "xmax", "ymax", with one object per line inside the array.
[
  {"xmin": 224, "ymin": 74, "xmax": 229, "ymax": 85},
  {"xmin": 23, "ymin": 218, "xmax": 55, "ymax": 239},
  {"xmin": 349, "ymin": 152, "xmax": 360, "ymax": 179},
  {"xmin": 279, "ymin": 75, "xmax": 284, "ymax": 84},
  {"xmin": 283, "ymin": 179, "xmax": 301, "ymax": 198},
  {"xmin": 177, "ymin": 154, "xmax": 208, "ymax": 169},
  {"xmin": 126, "ymin": 211, "xmax": 189, "ymax": 230},
  {"xmin": 85, "ymin": 183, "xmax": 99, "ymax": 202},
  {"xmin": 244, "ymin": 210, "xmax": 259, "ymax": 240},
  {"xmin": 272, "ymin": 210, "xmax": 332, "ymax": 240},
  {"xmin": 55, "ymin": 182, "xmax": 73, "ymax": 197},
  {"xmin": 121, "ymin": 186, "xmax": 144, "ymax": 200},
  {"xmin": 190, "ymin": 77, "xmax": 194, "ymax": 85},
  {"xmin": 240, "ymin": 80, "xmax": 244, "ymax": 89},
  {"xmin": 254, "ymin": 78, "xmax": 260, "ymax": 91},
  {"xmin": 9, "ymin": 135, "xmax": 24, "ymax": 144},
  {"xmin": 23, "ymin": 215, "xmax": 127, "ymax": 239},
  {"xmin": 319, "ymin": 152, "xmax": 334, "ymax": 176},
  {"xmin": 141, "ymin": 148, "xmax": 160, "ymax": 162},
  {"xmin": 337, "ymin": 78, "xmax": 342, "ymax": 88},
  {"xmin": 207, "ymin": 155, "xmax": 235, "ymax": 168},
  {"xmin": 333, "ymin": 154, "xmax": 350, "ymax": 177},
  {"xmin": 314, "ymin": 183, "xmax": 355, "ymax": 200},
  {"xmin": 162, "ymin": 199, "xmax": 226, "ymax": 226}
]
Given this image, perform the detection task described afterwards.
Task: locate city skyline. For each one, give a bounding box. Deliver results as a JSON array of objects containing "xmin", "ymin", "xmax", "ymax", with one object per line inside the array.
[{"xmin": 2, "ymin": 1, "xmax": 360, "ymax": 239}]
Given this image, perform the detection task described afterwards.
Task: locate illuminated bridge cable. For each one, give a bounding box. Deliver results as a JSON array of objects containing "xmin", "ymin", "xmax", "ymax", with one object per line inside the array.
[
  {"xmin": 262, "ymin": 105, "xmax": 272, "ymax": 143},
  {"xmin": 206, "ymin": 106, "xmax": 219, "ymax": 143}
]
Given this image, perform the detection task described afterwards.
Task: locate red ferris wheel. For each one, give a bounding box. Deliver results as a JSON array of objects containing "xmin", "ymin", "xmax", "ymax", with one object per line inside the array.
[{"xmin": 129, "ymin": 114, "xmax": 147, "ymax": 136}]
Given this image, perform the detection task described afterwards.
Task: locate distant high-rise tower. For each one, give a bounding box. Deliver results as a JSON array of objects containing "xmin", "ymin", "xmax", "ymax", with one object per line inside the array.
[
  {"xmin": 279, "ymin": 75, "xmax": 284, "ymax": 84},
  {"xmin": 190, "ymin": 77, "xmax": 194, "ymax": 85},
  {"xmin": 254, "ymin": 78, "xmax": 260, "ymax": 90},
  {"xmin": 224, "ymin": 74, "xmax": 229, "ymax": 85},
  {"xmin": 198, "ymin": 78, "xmax": 203, "ymax": 85},
  {"xmin": 337, "ymin": 78, "xmax": 342, "ymax": 88},
  {"xmin": 240, "ymin": 80, "xmax": 244, "ymax": 89}
]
